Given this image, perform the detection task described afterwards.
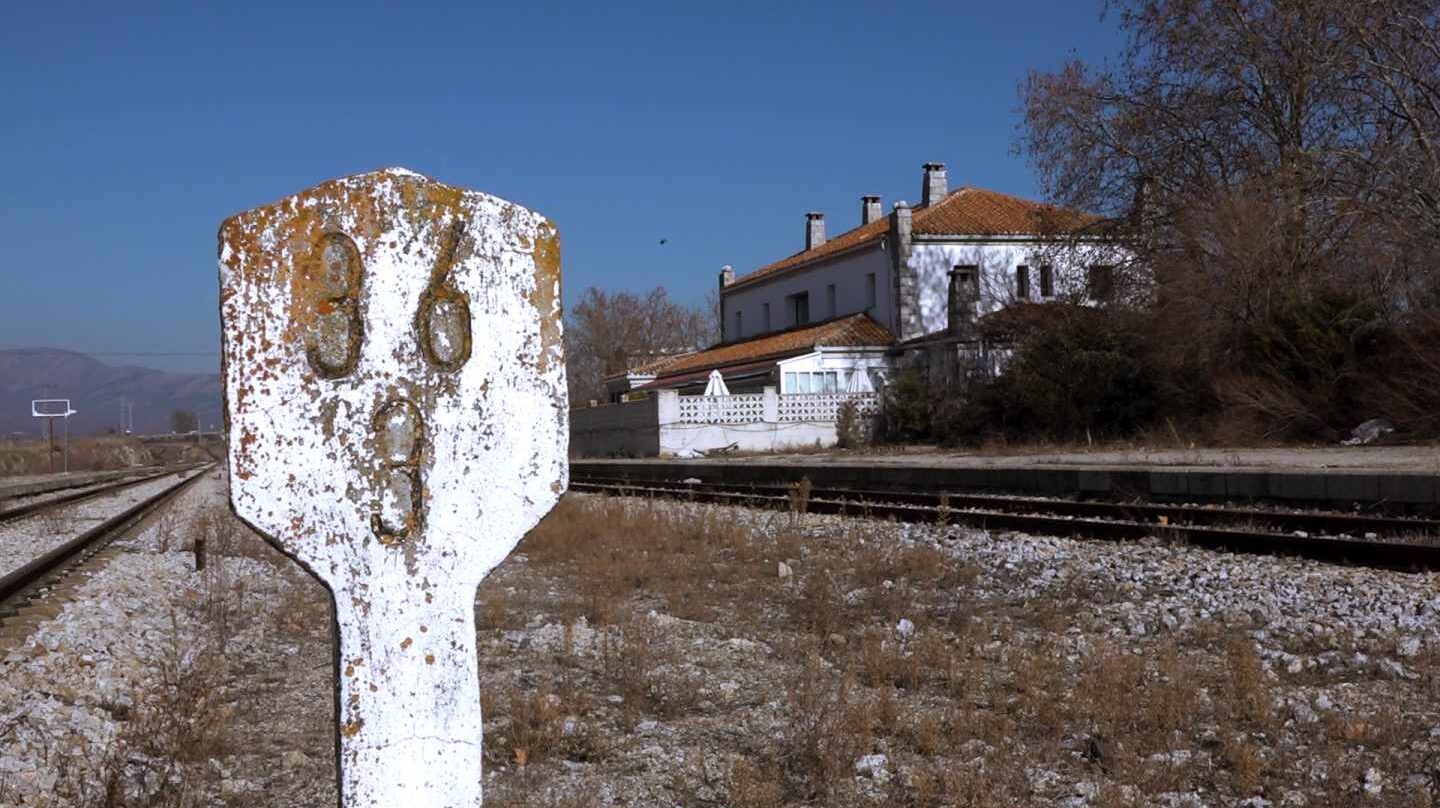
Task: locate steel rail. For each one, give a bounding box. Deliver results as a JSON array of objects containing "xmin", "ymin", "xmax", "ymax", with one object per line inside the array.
[
  {"xmin": 0, "ymin": 465, "xmax": 214, "ymax": 611},
  {"xmin": 571, "ymin": 475, "xmax": 1440, "ymax": 539},
  {"xmin": 569, "ymin": 478, "xmax": 1440, "ymax": 573},
  {"xmin": 0, "ymin": 465, "xmax": 203, "ymax": 525}
]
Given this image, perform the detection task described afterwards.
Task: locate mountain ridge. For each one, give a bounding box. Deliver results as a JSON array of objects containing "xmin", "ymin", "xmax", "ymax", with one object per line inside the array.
[{"xmin": 0, "ymin": 348, "xmax": 221, "ymax": 437}]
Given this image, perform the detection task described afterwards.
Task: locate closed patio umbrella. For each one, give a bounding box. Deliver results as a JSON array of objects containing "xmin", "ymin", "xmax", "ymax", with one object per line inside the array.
[{"xmin": 703, "ymin": 369, "xmax": 731, "ymax": 396}]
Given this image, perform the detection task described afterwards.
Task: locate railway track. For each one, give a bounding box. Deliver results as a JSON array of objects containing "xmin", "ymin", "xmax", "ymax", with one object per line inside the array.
[
  {"xmin": 570, "ymin": 475, "xmax": 1440, "ymax": 573},
  {"xmin": 0, "ymin": 465, "xmax": 214, "ymax": 620},
  {"xmin": 0, "ymin": 464, "xmax": 204, "ymax": 526}
]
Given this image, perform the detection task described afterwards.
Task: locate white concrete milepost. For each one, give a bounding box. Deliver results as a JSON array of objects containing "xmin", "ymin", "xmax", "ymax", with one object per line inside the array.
[{"xmin": 218, "ymin": 168, "xmax": 568, "ymax": 806}]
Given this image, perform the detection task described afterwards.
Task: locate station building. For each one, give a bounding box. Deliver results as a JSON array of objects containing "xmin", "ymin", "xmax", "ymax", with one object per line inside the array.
[{"xmin": 605, "ymin": 161, "xmax": 1121, "ymax": 401}]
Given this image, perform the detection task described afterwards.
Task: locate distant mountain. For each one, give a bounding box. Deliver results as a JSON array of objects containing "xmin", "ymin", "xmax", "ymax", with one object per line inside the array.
[{"xmin": 0, "ymin": 348, "xmax": 221, "ymax": 437}]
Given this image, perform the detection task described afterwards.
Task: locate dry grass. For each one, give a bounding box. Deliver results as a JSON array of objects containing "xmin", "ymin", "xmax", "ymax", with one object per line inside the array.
[{"xmin": 477, "ymin": 493, "xmax": 1440, "ymax": 806}]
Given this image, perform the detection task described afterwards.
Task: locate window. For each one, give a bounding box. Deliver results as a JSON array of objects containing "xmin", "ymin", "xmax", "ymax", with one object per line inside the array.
[
  {"xmin": 762, "ymin": 302, "xmax": 771, "ymax": 332},
  {"xmin": 865, "ymin": 273, "xmax": 877, "ymax": 308},
  {"xmin": 1016, "ymin": 265, "xmax": 1030, "ymax": 300},
  {"xmin": 1088, "ymin": 265, "xmax": 1115, "ymax": 301},
  {"xmin": 787, "ymin": 292, "xmax": 810, "ymax": 327},
  {"xmin": 826, "ymin": 284, "xmax": 837, "ymax": 318},
  {"xmin": 784, "ymin": 371, "xmax": 839, "ymax": 394},
  {"xmin": 1039, "ymin": 265, "xmax": 1054, "ymax": 297},
  {"xmin": 734, "ymin": 310, "xmax": 743, "ymax": 339}
]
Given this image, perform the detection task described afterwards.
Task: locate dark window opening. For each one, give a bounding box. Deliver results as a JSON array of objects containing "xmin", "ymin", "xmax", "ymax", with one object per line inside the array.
[
  {"xmin": 787, "ymin": 292, "xmax": 810, "ymax": 327},
  {"xmin": 1088, "ymin": 265, "xmax": 1115, "ymax": 301},
  {"xmin": 1040, "ymin": 265, "xmax": 1054, "ymax": 297},
  {"xmin": 865, "ymin": 273, "xmax": 877, "ymax": 309},
  {"xmin": 1016, "ymin": 265, "xmax": 1030, "ymax": 300},
  {"xmin": 826, "ymin": 284, "xmax": 837, "ymax": 318},
  {"xmin": 734, "ymin": 310, "xmax": 743, "ymax": 339},
  {"xmin": 762, "ymin": 302, "xmax": 771, "ymax": 331}
]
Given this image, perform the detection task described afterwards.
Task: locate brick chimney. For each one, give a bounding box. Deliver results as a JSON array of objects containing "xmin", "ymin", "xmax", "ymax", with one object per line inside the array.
[
  {"xmin": 719, "ymin": 265, "xmax": 734, "ymax": 286},
  {"xmin": 921, "ymin": 162, "xmax": 948, "ymax": 207},
  {"xmin": 861, "ymin": 195, "xmax": 882, "ymax": 225},
  {"xmin": 805, "ymin": 212, "xmax": 826, "ymax": 251}
]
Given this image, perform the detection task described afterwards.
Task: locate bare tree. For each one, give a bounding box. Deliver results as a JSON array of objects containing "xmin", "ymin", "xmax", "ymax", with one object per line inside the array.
[
  {"xmin": 169, "ymin": 409, "xmax": 199, "ymax": 434},
  {"xmin": 564, "ymin": 287, "xmax": 715, "ymax": 405},
  {"xmin": 1019, "ymin": 0, "xmax": 1440, "ymax": 438}
]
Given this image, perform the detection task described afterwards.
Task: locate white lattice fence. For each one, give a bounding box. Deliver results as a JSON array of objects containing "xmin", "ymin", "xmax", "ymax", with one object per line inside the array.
[
  {"xmin": 676, "ymin": 393, "xmax": 766, "ymax": 424},
  {"xmin": 777, "ymin": 393, "xmax": 879, "ymax": 423}
]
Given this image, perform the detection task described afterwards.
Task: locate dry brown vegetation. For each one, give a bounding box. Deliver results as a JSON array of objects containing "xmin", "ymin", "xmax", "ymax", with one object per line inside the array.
[
  {"xmin": 476, "ymin": 494, "xmax": 1440, "ymax": 807},
  {"xmin": 16, "ymin": 487, "xmax": 1431, "ymax": 806}
]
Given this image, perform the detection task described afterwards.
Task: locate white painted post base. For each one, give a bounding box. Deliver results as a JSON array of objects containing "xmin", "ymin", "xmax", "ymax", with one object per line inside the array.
[{"xmin": 334, "ymin": 580, "xmax": 484, "ymax": 807}]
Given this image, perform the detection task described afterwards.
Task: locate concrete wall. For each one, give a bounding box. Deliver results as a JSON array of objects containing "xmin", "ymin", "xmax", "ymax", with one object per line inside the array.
[
  {"xmin": 569, "ymin": 389, "xmax": 879, "ymax": 458},
  {"xmin": 721, "ymin": 242, "xmax": 892, "ymax": 341},
  {"xmin": 660, "ymin": 419, "xmax": 835, "ymax": 456},
  {"xmin": 569, "ymin": 397, "xmax": 660, "ymax": 458}
]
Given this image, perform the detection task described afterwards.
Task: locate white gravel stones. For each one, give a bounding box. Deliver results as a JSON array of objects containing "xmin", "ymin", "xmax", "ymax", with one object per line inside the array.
[
  {"xmin": 0, "ymin": 471, "xmax": 200, "ymax": 579},
  {"xmin": 854, "ymin": 752, "xmax": 890, "ymax": 781},
  {"xmin": 0, "ymin": 475, "xmax": 333, "ymax": 807}
]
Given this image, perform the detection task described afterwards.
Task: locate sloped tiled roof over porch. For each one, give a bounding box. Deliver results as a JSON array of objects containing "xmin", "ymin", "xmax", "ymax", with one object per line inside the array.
[{"xmin": 639, "ymin": 313, "xmax": 894, "ymax": 390}]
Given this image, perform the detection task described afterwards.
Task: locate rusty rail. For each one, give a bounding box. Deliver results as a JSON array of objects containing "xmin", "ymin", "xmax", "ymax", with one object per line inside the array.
[
  {"xmin": 570, "ymin": 476, "xmax": 1440, "ymax": 573},
  {"xmin": 0, "ymin": 464, "xmax": 204, "ymax": 525},
  {"xmin": 0, "ymin": 465, "xmax": 213, "ymax": 613}
]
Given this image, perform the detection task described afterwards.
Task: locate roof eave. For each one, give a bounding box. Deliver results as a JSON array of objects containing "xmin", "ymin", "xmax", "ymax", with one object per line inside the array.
[{"xmin": 725, "ymin": 237, "xmax": 888, "ymax": 292}]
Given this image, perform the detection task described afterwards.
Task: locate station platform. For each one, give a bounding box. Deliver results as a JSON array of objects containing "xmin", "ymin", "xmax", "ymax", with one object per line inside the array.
[
  {"xmin": 572, "ymin": 446, "xmax": 1440, "ymax": 512},
  {"xmin": 0, "ymin": 468, "xmax": 154, "ymax": 500}
]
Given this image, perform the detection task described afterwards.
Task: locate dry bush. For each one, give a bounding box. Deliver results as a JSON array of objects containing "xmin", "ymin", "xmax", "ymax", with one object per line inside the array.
[
  {"xmin": 728, "ymin": 758, "xmax": 784, "ymax": 808},
  {"xmin": 65, "ymin": 612, "xmax": 235, "ymax": 808},
  {"xmin": 1223, "ymin": 638, "xmax": 1276, "ymax": 733},
  {"xmin": 151, "ymin": 510, "xmax": 180, "ymax": 553},
  {"xmin": 778, "ymin": 653, "xmax": 878, "ymax": 802}
]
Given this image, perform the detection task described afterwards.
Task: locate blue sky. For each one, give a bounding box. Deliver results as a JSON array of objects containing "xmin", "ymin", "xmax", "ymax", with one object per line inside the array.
[{"xmin": 0, "ymin": 1, "xmax": 1122, "ymax": 373}]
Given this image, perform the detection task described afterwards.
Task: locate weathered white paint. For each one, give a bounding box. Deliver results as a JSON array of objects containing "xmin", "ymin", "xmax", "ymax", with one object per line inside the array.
[
  {"xmin": 721, "ymin": 242, "xmax": 891, "ymax": 340},
  {"xmin": 219, "ymin": 167, "xmax": 567, "ymax": 807},
  {"xmin": 909, "ymin": 240, "xmax": 1129, "ymax": 336}
]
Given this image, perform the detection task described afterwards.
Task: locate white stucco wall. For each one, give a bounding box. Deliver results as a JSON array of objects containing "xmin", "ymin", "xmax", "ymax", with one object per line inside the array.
[
  {"xmin": 721, "ymin": 242, "xmax": 892, "ymax": 340},
  {"xmin": 908, "ymin": 240, "xmax": 1127, "ymax": 336}
]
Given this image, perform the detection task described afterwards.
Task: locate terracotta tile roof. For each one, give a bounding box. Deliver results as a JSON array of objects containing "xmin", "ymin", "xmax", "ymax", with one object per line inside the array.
[
  {"xmin": 635, "ymin": 359, "xmax": 778, "ymax": 391},
  {"xmin": 601, "ymin": 352, "xmax": 696, "ymax": 381},
  {"xmin": 734, "ymin": 216, "xmax": 891, "ymax": 288},
  {"xmin": 729, "ymin": 187, "xmax": 1097, "ymax": 290},
  {"xmin": 913, "ymin": 187, "xmax": 1099, "ymax": 237},
  {"xmin": 641, "ymin": 313, "xmax": 893, "ymax": 386}
]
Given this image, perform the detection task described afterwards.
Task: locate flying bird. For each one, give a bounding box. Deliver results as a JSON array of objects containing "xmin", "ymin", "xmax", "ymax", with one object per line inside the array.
[{"xmin": 659, "ymin": 239, "xmax": 668, "ymax": 245}]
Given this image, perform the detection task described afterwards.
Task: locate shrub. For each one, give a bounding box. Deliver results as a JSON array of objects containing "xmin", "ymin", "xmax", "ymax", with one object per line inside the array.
[
  {"xmin": 834, "ymin": 400, "xmax": 870, "ymax": 449},
  {"xmin": 875, "ymin": 367, "xmax": 933, "ymax": 442}
]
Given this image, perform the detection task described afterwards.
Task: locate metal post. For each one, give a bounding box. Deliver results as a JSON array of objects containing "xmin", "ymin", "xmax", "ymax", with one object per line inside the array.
[{"xmin": 47, "ymin": 419, "xmax": 54, "ymax": 474}]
